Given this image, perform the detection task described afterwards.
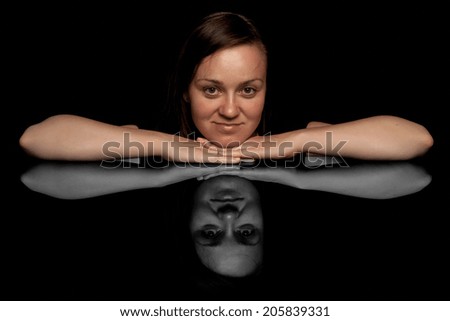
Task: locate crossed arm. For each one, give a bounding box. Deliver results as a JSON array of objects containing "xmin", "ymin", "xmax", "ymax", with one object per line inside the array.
[
  {"xmin": 223, "ymin": 116, "xmax": 433, "ymax": 161},
  {"xmin": 19, "ymin": 114, "xmax": 433, "ymax": 162}
]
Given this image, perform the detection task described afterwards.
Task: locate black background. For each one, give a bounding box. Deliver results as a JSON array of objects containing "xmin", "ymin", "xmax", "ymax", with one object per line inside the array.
[{"xmin": 4, "ymin": 2, "xmax": 449, "ymax": 300}]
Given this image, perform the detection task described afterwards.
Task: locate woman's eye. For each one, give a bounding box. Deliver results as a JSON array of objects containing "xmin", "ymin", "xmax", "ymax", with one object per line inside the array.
[
  {"xmin": 241, "ymin": 87, "xmax": 256, "ymax": 96},
  {"xmin": 238, "ymin": 228, "xmax": 255, "ymax": 237},
  {"xmin": 201, "ymin": 229, "xmax": 221, "ymax": 239},
  {"xmin": 204, "ymin": 87, "xmax": 219, "ymax": 96}
]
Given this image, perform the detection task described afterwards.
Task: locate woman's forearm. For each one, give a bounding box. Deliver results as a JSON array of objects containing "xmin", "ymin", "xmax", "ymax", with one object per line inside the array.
[
  {"xmin": 296, "ymin": 115, "xmax": 433, "ymax": 160},
  {"xmin": 19, "ymin": 115, "xmax": 172, "ymax": 161}
]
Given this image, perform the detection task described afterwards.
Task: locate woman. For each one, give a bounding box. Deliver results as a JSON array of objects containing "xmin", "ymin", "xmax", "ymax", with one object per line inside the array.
[{"xmin": 19, "ymin": 12, "xmax": 433, "ymax": 163}]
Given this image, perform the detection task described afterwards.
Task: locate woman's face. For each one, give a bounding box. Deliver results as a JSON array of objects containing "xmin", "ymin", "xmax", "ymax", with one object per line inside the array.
[
  {"xmin": 187, "ymin": 44, "xmax": 267, "ymax": 148},
  {"xmin": 190, "ymin": 175, "xmax": 263, "ymax": 277}
]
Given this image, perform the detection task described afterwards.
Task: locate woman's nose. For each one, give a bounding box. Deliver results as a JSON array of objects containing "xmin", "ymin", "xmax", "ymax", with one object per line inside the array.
[
  {"xmin": 217, "ymin": 204, "xmax": 240, "ymax": 219},
  {"xmin": 218, "ymin": 95, "xmax": 240, "ymax": 119}
]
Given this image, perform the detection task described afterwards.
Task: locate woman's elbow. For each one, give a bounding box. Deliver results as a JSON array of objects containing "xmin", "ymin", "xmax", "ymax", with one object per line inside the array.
[
  {"xmin": 19, "ymin": 123, "xmax": 53, "ymax": 159},
  {"xmin": 387, "ymin": 116, "xmax": 434, "ymax": 159},
  {"xmin": 416, "ymin": 126, "xmax": 434, "ymax": 156},
  {"xmin": 19, "ymin": 115, "xmax": 69, "ymax": 158},
  {"xmin": 403, "ymin": 126, "xmax": 434, "ymax": 159},
  {"xmin": 19, "ymin": 126, "xmax": 37, "ymax": 156}
]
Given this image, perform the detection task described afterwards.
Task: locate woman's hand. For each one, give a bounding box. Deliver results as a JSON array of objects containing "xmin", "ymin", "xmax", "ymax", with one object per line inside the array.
[
  {"xmin": 236, "ymin": 132, "xmax": 302, "ymax": 160},
  {"xmin": 197, "ymin": 132, "xmax": 302, "ymax": 161},
  {"xmin": 163, "ymin": 136, "xmax": 241, "ymax": 164}
]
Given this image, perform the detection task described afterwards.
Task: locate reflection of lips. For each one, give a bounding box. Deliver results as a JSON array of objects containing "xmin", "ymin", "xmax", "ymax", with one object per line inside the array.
[
  {"xmin": 210, "ymin": 198, "xmax": 244, "ymax": 202},
  {"xmin": 209, "ymin": 196, "xmax": 246, "ymax": 214}
]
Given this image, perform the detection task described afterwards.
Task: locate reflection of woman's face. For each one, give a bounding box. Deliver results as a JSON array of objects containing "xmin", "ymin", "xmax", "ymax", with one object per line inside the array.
[
  {"xmin": 187, "ymin": 44, "xmax": 267, "ymax": 148},
  {"xmin": 190, "ymin": 175, "xmax": 263, "ymax": 277}
]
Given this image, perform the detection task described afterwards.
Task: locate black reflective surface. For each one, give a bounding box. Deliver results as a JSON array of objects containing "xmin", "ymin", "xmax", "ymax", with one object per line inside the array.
[
  {"xmin": 5, "ymin": 156, "xmax": 448, "ymax": 300},
  {"xmin": 6, "ymin": 2, "xmax": 448, "ymax": 301}
]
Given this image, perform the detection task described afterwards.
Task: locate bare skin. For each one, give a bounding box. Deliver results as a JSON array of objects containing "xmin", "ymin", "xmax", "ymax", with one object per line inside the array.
[
  {"xmin": 19, "ymin": 115, "xmax": 239, "ymax": 163},
  {"xmin": 215, "ymin": 115, "xmax": 434, "ymax": 161},
  {"xmin": 19, "ymin": 45, "xmax": 433, "ymax": 162}
]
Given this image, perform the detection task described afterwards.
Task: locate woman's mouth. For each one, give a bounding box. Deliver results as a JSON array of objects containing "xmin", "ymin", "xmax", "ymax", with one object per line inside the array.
[{"xmin": 213, "ymin": 122, "xmax": 243, "ymax": 131}]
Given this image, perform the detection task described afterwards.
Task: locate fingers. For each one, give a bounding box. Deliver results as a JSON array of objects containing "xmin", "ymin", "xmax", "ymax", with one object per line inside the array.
[
  {"xmin": 166, "ymin": 137, "xmax": 242, "ymax": 164},
  {"xmin": 197, "ymin": 167, "xmax": 241, "ymax": 181},
  {"xmin": 195, "ymin": 146, "xmax": 241, "ymax": 164},
  {"xmin": 196, "ymin": 137, "xmax": 219, "ymax": 152},
  {"xmin": 196, "ymin": 137, "xmax": 208, "ymax": 144},
  {"xmin": 197, "ymin": 138, "xmax": 239, "ymax": 158},
  {"xmin": 196, "ymin": 137, "xmax": 258, "ymax": 160},
  {"xmin": 198, "ymin": 171, "xmax": 239, "ymax": 181},
  {"xmin": 227, "ymin": 146, "xmax": 259, "ymax": 160},
  {"xmin": 201, "ymin": 156, "xmax": 242, "ymax": 165}
]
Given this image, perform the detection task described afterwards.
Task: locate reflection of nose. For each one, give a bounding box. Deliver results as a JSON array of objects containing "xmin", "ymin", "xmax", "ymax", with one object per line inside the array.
[
  {"xmin": 217, "ymin": 204, "xmax": 240, "ymax": 219},
  {"xmin": 219, "ymin": 95, "xmax": 240, "ymax": 119}
]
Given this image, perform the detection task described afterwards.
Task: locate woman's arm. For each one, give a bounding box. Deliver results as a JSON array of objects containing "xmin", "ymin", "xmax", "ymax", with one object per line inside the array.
[
  {"xmin": 235, "ymin": 115, "xmax": 433, "ymax": 161},
  {"xmin": 296, "ymin": 116, "xmax": 433, "ymax": 160},
  {"xmin": 19, "ymin": 115, "xmax": 169, "ymax": 160},
  {"xmin": 19, "ymin": 115, "xmax": 238, "ymax": 163}
]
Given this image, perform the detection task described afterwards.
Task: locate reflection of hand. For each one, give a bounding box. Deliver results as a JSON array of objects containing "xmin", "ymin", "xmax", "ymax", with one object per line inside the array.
[
  {"xmin": 197, "ymin": 167, "xmax": 241, "ymax": 181},
  {"xmin": 165, "ymin": 163, "xmax": 243, "ymax": 183},
  {"xmin": 198, "ymin": 166, "xmax": 292, "ymax": 184}
]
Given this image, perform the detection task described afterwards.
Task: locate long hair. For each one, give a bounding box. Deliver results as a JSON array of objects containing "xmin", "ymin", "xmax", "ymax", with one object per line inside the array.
[{"xmin": 166, "ymin": 12, "xmax": 268, "ymax": 137}]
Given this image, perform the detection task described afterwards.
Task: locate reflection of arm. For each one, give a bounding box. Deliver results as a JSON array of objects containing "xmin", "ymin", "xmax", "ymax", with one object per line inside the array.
[
  {"xmin": 20, "ymin": 162, "xmax": 227, "ymax": 199},
  {"xmin": 213, "ymin": 162, "xmax": 432, "ymax": 199},
  {"xmin": 295, "ymin": 162, "xmax": 432, "ymax": 199}
]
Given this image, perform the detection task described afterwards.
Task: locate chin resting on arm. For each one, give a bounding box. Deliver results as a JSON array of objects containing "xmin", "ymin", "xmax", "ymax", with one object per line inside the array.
[
  {"xmin": 300, "ymin": 115, "xmax": 433, "ymax": 160},
  {"xmin": 19, "ymin": 115, "xmax": 239, "ymax": 163}
]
